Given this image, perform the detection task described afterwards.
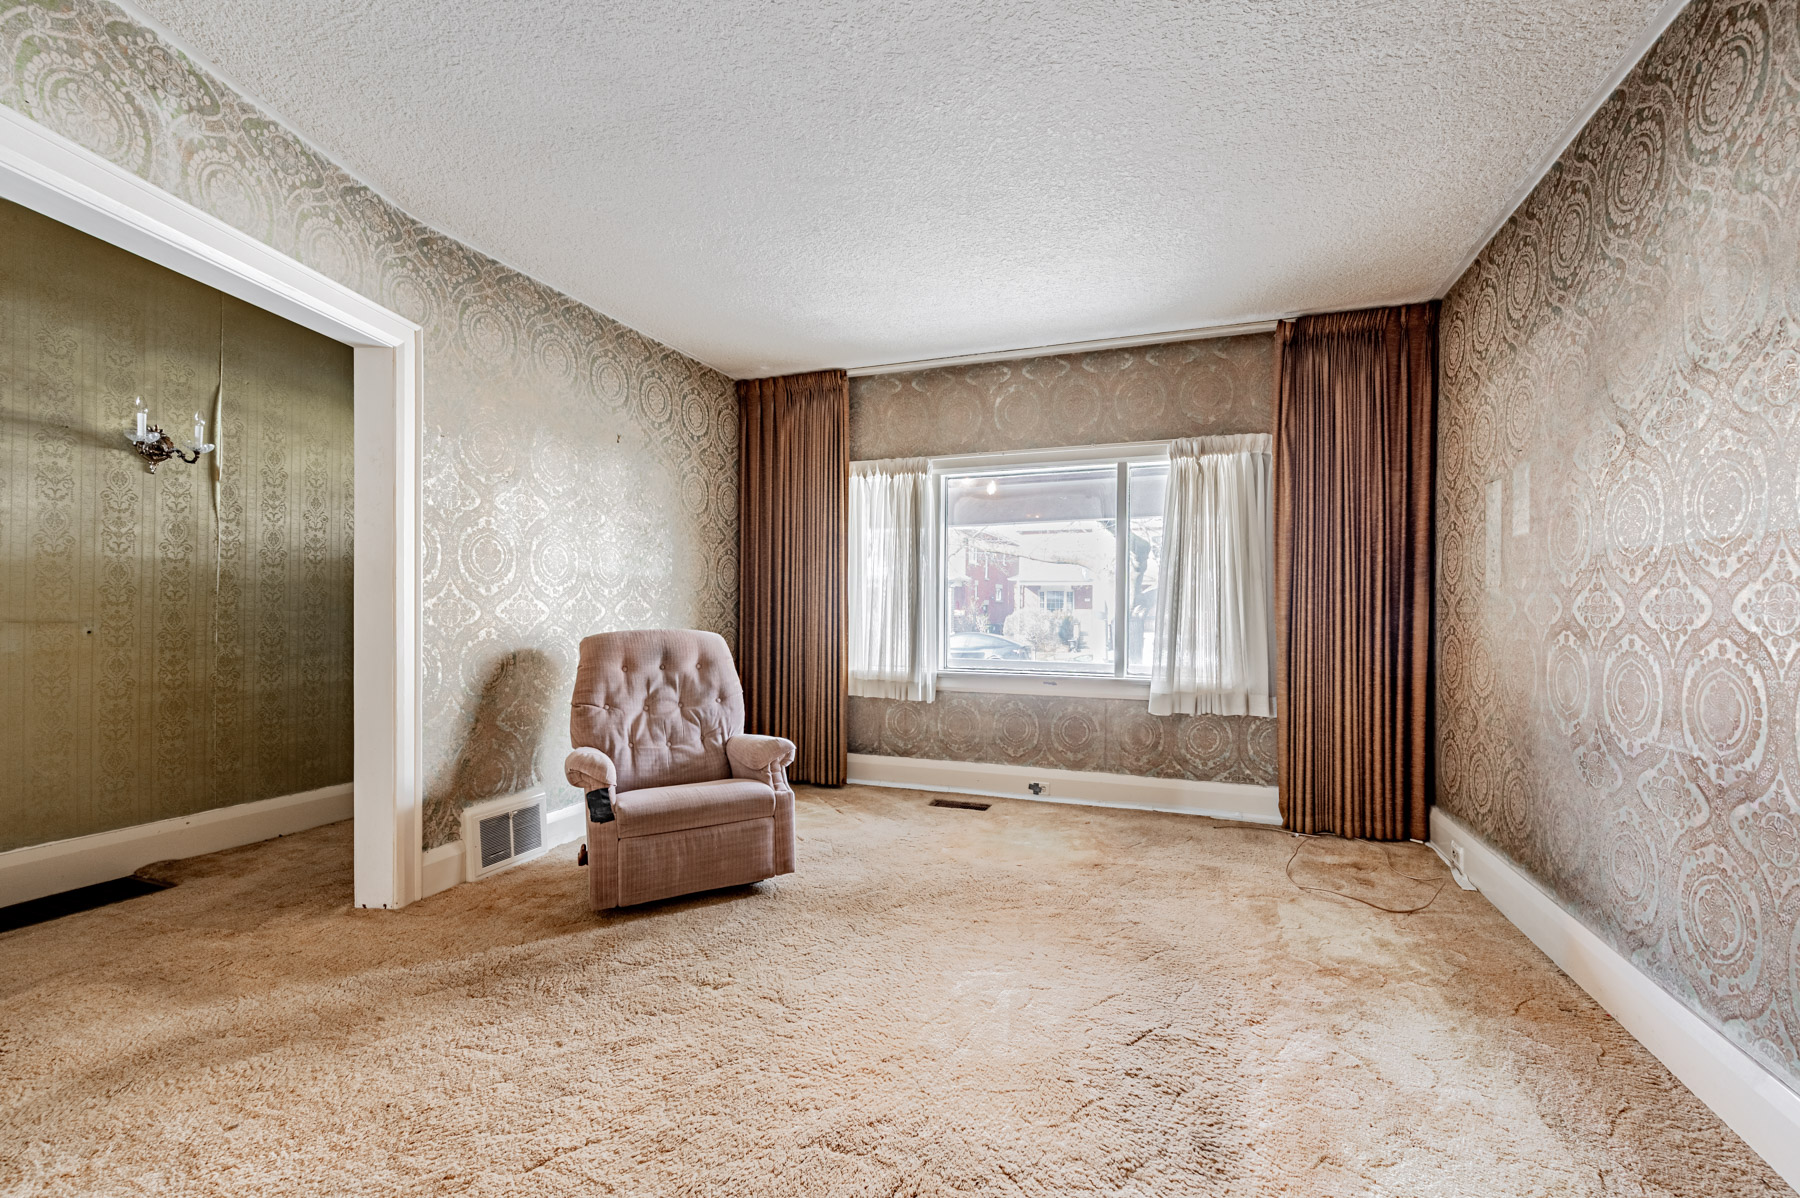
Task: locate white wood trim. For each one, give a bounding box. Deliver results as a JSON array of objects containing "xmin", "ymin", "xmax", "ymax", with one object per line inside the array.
[
  {"xmin": 1430, "ymin": 808, "xmax": 1800, "ymax": 1190},
  {"xmin": 0, "ymin": 784, "xmax": 353, "ymax": 908},
  {"xmin": 847, "ymin": 752, "xmax": 1281, "ymax": 824},
  {"xmin": 420, "ymin": 842, "xmax": 463, "ymax": 899},
  {"xmin": 352, "ymin": 342, "xmax": 424, "ymax": 910},
  {"xmin": 0, "ymin": 106, "xmax": 424, "ymax": 909},
  {"xmin": 844, "ymin": 320, "xmax": 1281, "ymax": 377},
  {"xmin": 0, "ymin": 105, "xmax": 412, "ymax": 347},
  {"xmin": 422, "ymin": 800, "xmax": 587, "ymax": 899}
]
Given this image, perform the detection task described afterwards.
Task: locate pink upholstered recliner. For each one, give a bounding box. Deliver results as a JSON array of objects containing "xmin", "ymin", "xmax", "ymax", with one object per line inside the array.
[{"xmin": 563, "ymin": 629, "xmax": 796, "ymax": 910}]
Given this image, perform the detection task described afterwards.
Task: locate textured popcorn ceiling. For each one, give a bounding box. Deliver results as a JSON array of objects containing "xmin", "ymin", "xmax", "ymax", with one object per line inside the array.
[{"xmin": 129, "ymin": 0, "xmax": 1677, "ymax": 377}]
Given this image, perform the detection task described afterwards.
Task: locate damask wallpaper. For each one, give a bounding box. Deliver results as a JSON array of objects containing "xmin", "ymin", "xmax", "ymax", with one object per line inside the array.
[
  {"xmin": 1437, "ymin": 0, "xmax": 1800, "ymax": 1090},
  {"xmin": 0, "ymin": 0, "xmax": 739, "ymax": 849},
  {"xmin": 0, "ymin": 197, "xmax": 351, "ymax": 853},
  {"xmin": 850, "ymin": 336, "xmax": 1273, "ymax": 461},
  {"xmin": 848, "ymin": 337, "xmax": 1277, "ymax": 787},
  {"xmin": 850, "ymin": 692, "xmax": 1277, "ymax": 787}
]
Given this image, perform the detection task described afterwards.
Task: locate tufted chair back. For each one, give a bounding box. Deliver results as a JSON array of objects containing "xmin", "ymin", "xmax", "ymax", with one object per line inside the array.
[{"xmin": 569, "ymin": 629, "xmax": 745, "ymax": 792}]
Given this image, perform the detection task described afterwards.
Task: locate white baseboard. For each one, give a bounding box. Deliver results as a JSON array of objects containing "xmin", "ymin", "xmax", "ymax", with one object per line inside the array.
[
  {"xmin": 421, "ymin": 798, "xmax": 586, "ymax": 898},
  {"xmin": 846, "ymin": 752, "xmax": 1281, "ymax": 824},
  {"xmin": 0, "ymin": 783, "xmax": 353, "ymax": 908},
  {"xmin": 1430, "ymin": 808, "xmax": 1800, "ymax": 1190},
  {"xmin": 421, "ymin": 759, "xmax": 1270, "ymax": 899}
]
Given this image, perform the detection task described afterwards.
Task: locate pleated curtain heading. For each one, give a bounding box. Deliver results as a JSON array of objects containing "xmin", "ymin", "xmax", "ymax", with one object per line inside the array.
[
  {"xmin": 1273, "ymin": 303, "xmax": 1437, "ymax": 841},
  {"xmin": 738, "ymin": 369, "xmax": 848, "ymax": 786}
]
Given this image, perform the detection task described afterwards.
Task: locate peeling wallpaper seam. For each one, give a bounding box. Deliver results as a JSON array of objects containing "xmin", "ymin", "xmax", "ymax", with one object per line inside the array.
[{"xmin": 0, "ymin": 198, "xmax": 353, "ymax": 853}]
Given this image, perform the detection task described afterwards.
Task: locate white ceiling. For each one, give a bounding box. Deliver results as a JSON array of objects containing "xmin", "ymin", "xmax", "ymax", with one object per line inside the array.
[{"xmin": 128, "ymin": 0, "xmax": 1679, "ymax": 378}]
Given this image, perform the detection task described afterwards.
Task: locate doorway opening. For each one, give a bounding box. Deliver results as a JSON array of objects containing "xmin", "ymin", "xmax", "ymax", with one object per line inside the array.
[{"xmin": 0, "ymin": 104, "xmax": 423, "ymax": 908}]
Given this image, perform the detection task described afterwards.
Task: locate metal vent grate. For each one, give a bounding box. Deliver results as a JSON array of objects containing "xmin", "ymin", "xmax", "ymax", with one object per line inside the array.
[
  {"xmin": 479, "ymin": 811, "xmax": 513, "ymax": 868},
  {"xmin": 511, "ymin": 804, "xmax": 543, "ymax": 855},
  {"xmin": 462, "ymin": 789, "xmax": 551, "ymax": 882},
  {"xmin": 929, "ymin": 798, "xmax": 990, "ymax": 811}
]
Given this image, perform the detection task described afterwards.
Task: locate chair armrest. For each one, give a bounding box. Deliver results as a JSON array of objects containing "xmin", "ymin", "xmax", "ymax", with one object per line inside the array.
[
  {"xmin": 726, "ymin": 734, "xmax": 796, "ymax": 788},
  {"xmin": 565, "ymin": 747, "xmax": 617, "ymax": 792}
]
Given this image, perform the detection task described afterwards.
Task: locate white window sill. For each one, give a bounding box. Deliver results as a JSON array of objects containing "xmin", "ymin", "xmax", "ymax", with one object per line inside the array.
[{"xmin": 934, "ymin": 670, "xmax": 1151, "ymax": 700}]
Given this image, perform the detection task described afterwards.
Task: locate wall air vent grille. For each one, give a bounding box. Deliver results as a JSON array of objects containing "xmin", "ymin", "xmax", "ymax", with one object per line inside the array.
[
  {"xmin": 511, "ymin": 805, "xmax": 542, "ymax": 856},
  {"xmin": 479, "ymin": 813, "xmax": 513, "ymax": 869},
  {"xmin": 460, "ymin": 788, "xmax": 550, "ymax": 882}
]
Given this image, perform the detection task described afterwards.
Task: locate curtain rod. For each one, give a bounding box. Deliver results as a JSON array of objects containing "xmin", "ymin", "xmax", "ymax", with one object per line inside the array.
[{"xmin": 844, "ymin": 320, "xmax": 1281, "ymax": 378}]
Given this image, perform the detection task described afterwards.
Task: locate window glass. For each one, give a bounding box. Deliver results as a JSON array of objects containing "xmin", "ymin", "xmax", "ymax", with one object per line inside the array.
[
  {"xmin": 1126, "ymin": 463, "xmax": 1168, "ymax": 676},
  {"xmin": 943, "ymin": 467, "xmax": 1116, "ymax": 672}
]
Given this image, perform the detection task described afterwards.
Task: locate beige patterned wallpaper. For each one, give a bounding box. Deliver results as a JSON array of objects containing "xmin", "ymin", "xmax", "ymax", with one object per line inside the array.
[
  {"xmin": 850, "ymin": 336, "xmax": 1273, "ymax": 461},
  {"xmin": 848, "ymin": 337, "xmax": 1277, "ymax": 786},
  {"xmin": 0, "ymin": 198, "xmax": 351, "ymax": 853},
  {"xmin": 0, "ymin": 0, "xmax": 738, "ymax": 850},
  {"xmin": 1437, "ymin": 0, "xmax": 1800, "ymax": 1089},
  {"xmin": 850, "ymin": 691, "xmax": 1278, "ymax": 786}
]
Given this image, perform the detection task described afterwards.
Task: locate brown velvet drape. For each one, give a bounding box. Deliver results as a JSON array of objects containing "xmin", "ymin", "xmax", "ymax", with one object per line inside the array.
[
  {"xmin": 737, "ymin": 369, "xmax": 848, "ymax": 786},
  {"xmin": 1273, "ymin": 303, "xmax": 1437, "ymax": 841}
]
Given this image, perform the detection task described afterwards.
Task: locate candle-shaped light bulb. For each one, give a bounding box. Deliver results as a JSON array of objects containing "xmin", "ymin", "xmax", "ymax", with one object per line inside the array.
[
  {"xmin": 194, "ymin": 413, "xmax": 206, "ymax": 449},
  {"xmin": 134, "ymin": 401, "xmax": 147, "ymax": 442}
]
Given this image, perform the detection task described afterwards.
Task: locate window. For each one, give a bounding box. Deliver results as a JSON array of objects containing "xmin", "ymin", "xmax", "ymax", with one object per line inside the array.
[
  {"xmin": 939, "ymin": 450, "xmax": 1168, "ymax": 679},
  {"xmin": 1126, "ymin": 462, "xmax": 1168, "ymax": 676}
]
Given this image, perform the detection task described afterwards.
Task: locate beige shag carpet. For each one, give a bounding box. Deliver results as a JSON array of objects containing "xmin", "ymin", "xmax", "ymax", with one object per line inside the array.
[{"xmin": 0, "ymin": 786, "xmax": 1789, "ymax": 1196}]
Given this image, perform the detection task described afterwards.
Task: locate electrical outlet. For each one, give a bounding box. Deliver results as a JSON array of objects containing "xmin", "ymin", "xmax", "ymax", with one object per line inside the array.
[
  {"xmin": 1446, "ymin": 841, "xmax": 1477, "ymax": 890},
  {"xmin": 1027, "ymin": 782, "xmax": 1048, "ymax": 796}
]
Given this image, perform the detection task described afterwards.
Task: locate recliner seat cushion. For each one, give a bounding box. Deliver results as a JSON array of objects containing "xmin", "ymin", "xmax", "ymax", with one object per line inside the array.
[{"xmin": 613, "ymin": 779, "xmax": 775, "ymax": 838}]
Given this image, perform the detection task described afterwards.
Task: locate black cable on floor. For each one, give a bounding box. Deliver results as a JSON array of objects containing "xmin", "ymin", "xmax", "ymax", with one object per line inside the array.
[{"xmin": 1228, "ymin": 824, "xmax": 1450, "ymax": 914}]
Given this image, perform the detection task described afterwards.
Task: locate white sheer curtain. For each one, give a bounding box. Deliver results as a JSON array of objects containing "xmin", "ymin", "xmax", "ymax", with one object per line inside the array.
[
  {"xmin": 1148, "ymin": 434, "xmax": 1274, "ymax": 717},
  {"xmin": 848, "ymin": 458, "xmax": 937, "ymax": 702}
]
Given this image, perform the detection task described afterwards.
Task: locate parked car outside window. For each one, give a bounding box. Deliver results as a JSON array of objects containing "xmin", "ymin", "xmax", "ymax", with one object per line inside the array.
[{"xmin": 947, "ymin": 632, "xmax": 1032, "ymax": 661}]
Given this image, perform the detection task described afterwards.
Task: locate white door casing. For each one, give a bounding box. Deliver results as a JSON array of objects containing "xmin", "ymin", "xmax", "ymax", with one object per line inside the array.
[{"xmin": 0, "ymin": 103, "xmax": 424, "ymax": 908}]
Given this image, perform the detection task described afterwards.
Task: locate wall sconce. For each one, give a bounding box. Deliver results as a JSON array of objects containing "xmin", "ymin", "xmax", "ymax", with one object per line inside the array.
[{"xmin": 125, "ymin": 397, "xmax": 214, "ymax": 473}]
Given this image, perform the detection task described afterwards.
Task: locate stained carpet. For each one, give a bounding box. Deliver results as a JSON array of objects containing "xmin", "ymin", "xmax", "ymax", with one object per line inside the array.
[{"xmin": 0, "ymin": 786, "xmax": 1788, "ymax": 1196}]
